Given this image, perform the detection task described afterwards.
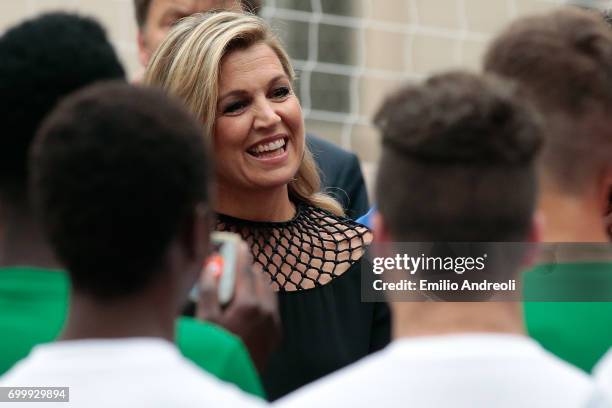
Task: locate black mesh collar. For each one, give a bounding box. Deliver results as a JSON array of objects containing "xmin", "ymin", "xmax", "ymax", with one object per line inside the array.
[{"xmin": 216, "ymin": 202, "xmax": 371, "ymax": 291}]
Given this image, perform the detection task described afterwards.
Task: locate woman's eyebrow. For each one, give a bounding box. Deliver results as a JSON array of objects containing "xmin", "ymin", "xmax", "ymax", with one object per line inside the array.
[
  {"xmin": 267, "ymin": 74, "xmax": 289, "ymax": 86},
  {"xmin": 218, "ymin": 89, "xmax": 248, "ymax": 102},
  {"xmin": 218, "ymin": 75, "xmax": 289, "ymax": 101}
]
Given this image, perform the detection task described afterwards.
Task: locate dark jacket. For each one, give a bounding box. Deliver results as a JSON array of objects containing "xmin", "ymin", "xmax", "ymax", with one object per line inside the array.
[{"xmin": 307, "ymin": 134, "xmax": 369, "ymax": 219}]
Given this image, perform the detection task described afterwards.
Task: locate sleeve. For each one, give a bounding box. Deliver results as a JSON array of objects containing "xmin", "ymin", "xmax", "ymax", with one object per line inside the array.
[
  {"xmin": 175, "ymin": 317, "xmax": 265, "ymax": 398},
  {"xmin": 219, "ymin": 340, "xmax": 267, "ymax": 399}
]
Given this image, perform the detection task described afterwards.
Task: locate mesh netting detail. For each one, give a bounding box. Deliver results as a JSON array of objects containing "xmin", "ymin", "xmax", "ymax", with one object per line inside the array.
[{"xmin": 216, "ymin": 203, "xmax": 371, "ymax": 292}]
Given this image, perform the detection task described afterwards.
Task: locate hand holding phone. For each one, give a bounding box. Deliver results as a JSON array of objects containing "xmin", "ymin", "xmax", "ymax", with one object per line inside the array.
[
  {"xmin": 196, "ymin": 234, "xmax": 281, "ymax": 372},
  {"xmin": 209, "ymin": 232, "xmax": 241, "ymax": 305}
]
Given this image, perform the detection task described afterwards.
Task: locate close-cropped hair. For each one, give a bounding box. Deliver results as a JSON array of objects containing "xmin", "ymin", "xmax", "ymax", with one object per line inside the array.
[
  {"xmin": 30, "ymin": 83, "xmax": 210, "ymax": 300},
  {"xmin": 133, "ymin": 0, "xmax": 262, "ymax": 28},
  {"xmin": 484, "ymin": 7, "xmax": 612, "ymax": 194},
  {"xmin": 375, "ymin": 71, "xmax": 542, "ymax": 242},
  {"xmin": 0, "ymin": 12, "xmax": 125, "ymax": 204},
  {"xmin": 144, "ymin": 11, "xmax": 344, "ymax": 215}
]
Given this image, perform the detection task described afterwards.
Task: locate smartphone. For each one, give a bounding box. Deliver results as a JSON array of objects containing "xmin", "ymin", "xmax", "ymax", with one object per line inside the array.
[{"xmin": 189, "ymin": 232, "xmax": 240, "ymax": 306}]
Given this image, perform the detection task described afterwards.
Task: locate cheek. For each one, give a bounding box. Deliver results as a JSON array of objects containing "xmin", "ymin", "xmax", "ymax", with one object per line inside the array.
[
  {"xmin": 280, "ymin": 99, "xmax": 303, "ymax": 133},
  {"xmin": 285, "ymin": 101, "xmax": 305, "ymax": 149},
  {"xmin": 213, "ymin": 117, "xmax": 251, "ymax": 154}
]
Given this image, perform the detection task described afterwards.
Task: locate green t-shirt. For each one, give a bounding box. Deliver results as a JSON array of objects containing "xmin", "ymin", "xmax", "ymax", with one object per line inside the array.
[
  {"xmin": 524, "ymin": 262, "xmax": 612, "ymax": 372},
  {"xmin": 0, "ymin": 267, "xmax": 264, "ymax": 398}
]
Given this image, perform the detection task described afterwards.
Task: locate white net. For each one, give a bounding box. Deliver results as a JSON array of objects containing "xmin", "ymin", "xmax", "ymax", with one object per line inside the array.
[{"xmin": 261, "ymin": 0, "xmax": 612, "ymax": 195}]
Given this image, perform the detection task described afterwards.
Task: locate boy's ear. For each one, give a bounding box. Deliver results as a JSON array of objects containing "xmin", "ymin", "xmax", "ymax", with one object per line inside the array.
[
  {"xmin": 372, "ymin": 211, "xmax": 392, "ymax": 244},
  {"xmin": 192, "ymin": 204, "xmax": 212, "ymax": 262},
  {"xmin": 137, "ymin": 31, "xmax": 150, "ymax": 69},
  {"xmin": 521, "ymin": 210, "xmax": 543, "ymax": 269},
  {"xmin": 599, "ymin": 165, "xmax": 612, "ymax": 215},
  {"xmin": 180, "ymin": 203, "xmax": 212, "ymax": 262},
  {"xmin": 528, "ymin": 210, "xmax": 543, "ymax": 244}
]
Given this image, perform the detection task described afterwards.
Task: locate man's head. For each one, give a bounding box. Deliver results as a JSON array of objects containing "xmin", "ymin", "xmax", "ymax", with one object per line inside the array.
[
  {"xmin": 484, "ymin": 7, "xmax": 612, "ymax": 202},
  {"xmin": 374, "ymin": 71, "xmax": 542, "ymax": 243},
  {"xmin": 135, "ymin": 0, "xmax": 261, "ymax": 67},
  {"xmin": 0, "ymin": 12, "xmax": 125, "ymax": 207},
  {"xmin": 30, "ymin": 83, "xmax": 211, "ymax": 305}
]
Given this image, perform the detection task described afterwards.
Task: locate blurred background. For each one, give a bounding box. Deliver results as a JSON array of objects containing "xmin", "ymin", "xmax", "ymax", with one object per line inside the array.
[{"xmin": 1, "ymin": 0, "xmax": 609, "ymax": 199}]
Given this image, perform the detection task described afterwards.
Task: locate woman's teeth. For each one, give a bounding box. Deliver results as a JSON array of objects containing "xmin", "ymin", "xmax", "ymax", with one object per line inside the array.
[
  {"xmin": 252, "ymin": 139, "xmax": 286, "ymax": 153},
  {"xmin": 249, "ymin": 139, "xmax": 286, "ymax": 158}
]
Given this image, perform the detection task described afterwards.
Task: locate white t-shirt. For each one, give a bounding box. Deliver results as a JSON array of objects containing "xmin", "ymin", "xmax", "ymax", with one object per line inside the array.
[
  {"xmin": 0, "ymin": 338, "xmax": 265, "ymax": 408},
  {"xmin": 275, "ymin": 334, "xmax": 607, "ymax": 408},
  {"xmin": 594, "ymin": 349, "xmax": 612, "ymax": 403}
]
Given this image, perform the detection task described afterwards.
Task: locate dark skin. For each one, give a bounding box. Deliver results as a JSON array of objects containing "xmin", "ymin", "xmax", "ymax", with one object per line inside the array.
[
  {"xmin": 61, "ymin": 207, "xmax": 210, "ymax": 342},
  {"xmin": 62, "ymin": 291, "xmax": 176, "ymax": 341}
]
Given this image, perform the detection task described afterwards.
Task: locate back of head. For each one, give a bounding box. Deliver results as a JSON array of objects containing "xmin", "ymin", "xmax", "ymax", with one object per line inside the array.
[
  {"xmin": 375, "ymin": 71, "xmax": 542, "ymax": 242},
  {"xmin": 30, "ymin": 83, "xmax": 209, "ymax": 300},
  {"xmin": 484, "ymin": 7, "xmax": 612, "ymax": 195},
  {"xmin": 0, "ymin": 12, "xmax": 125, "ymax": 205}
]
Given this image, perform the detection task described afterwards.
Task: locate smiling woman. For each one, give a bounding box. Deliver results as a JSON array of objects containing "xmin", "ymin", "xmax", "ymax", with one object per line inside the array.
[
  {"xmin": 143, "ymin": 11, "xmax": 390, "ymax": 400},
  {"xmin": 214, "ymin": 43, "xmax": 305, "ymax": 208}
]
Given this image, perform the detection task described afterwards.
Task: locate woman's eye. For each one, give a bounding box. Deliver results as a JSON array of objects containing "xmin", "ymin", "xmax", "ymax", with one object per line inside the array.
[
  {"xmin": 271, "ymin": 86, "xmax": 291, "ymax": 99},
  {"xmin": 223, "ymin": 101, "xmax": 247, "ymax": 114}
]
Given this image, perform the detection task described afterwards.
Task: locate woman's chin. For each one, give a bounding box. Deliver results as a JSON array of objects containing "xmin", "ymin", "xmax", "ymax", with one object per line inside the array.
[{"xmin": 245, "ymin": 172, "xmax": 298, "ymax": 191}]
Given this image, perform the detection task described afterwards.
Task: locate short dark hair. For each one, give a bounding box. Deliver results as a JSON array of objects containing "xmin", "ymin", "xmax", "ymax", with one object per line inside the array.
[
  {"xmin": 375, "ymin": 71, "xmax": 541, "ymax": 242},
  {"xmin": 30, "ymin": 83, "xmax": 210, "ymax": 299},
  {"xmin": 484, "ymin": 7, "xmax": 612, "ymax": 194},
  {"xmin": 0, "ymin": 12, "xmax": 125, "ymax": 204},
  {"xmin": 133, "ymin": 0, "xmax": 262, "ymax": 28}
]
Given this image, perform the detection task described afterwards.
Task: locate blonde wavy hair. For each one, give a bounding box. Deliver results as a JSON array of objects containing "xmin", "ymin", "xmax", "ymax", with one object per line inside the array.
[{"xmin": 143, "ymin": 11, "xmax": 344, "ymax": 216}]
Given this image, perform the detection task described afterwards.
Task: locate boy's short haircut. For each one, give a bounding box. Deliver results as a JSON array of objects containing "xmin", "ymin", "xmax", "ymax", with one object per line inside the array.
[
  {"xmin": 0, "ymin": 12, "xmax": 125, "ymax": 204},
  {"xmin": 30, "ymin": 83, "xmax": 210, "ymax": 299},
  {"xmin": 375, "ymin": 71, "xmax": 541, "ymax": 242},
  {"xmin": 484, "ymin": 7, "xmax": 612, "ymax": 194}
]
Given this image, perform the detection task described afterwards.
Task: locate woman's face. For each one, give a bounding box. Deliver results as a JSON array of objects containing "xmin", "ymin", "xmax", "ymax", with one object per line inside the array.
[{"xmin": 213, "ymin": 43, "xmax": 304, "ymax": 194}]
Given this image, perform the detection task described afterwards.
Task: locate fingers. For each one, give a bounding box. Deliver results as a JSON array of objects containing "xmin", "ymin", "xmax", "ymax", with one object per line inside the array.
[
  {"xmin": 196, "ymin": 261, "xmax": 222, "ymax": 322},
  {"xmin": 235, "ymin": 240, "xmax": 255, "ymax": 290},
  {"xmin": 254, "ymin": 267, "xmax": 278, "ymax": 317}
]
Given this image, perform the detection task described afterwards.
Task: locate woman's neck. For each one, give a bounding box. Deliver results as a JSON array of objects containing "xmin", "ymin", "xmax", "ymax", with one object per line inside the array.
[{"xmin": 215, "ymin": 183, "xmax": 296, "ymax": 222}]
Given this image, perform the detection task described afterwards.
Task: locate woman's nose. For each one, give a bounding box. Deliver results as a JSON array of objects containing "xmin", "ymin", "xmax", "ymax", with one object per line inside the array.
[{"xmin": 253, "ymin": 99, "xmax": 281, "ymax": 130}]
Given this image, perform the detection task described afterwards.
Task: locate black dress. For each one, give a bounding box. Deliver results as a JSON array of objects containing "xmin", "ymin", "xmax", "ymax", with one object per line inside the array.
[{"xmin": 216, "ymin": 202, "xmax": 391, "ymax": 401}]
